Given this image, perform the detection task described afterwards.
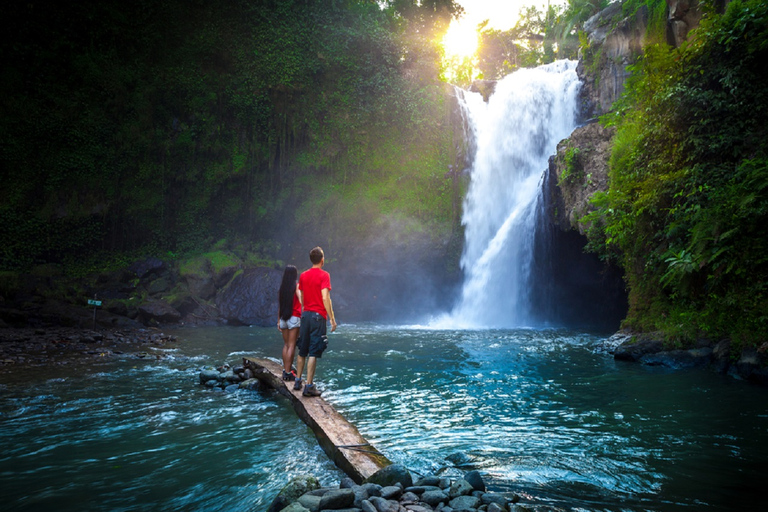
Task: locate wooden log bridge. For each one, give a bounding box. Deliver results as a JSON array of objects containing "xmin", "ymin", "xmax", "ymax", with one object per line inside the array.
[{"xmin": 243, "ymin": 357, "xmax": 391, "ymax": 483}]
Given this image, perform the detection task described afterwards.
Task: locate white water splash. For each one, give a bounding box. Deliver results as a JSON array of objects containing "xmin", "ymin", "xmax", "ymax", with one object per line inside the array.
[{"xmin": 433, "ymin": 61, "xmax": 582, "ymax": 329}]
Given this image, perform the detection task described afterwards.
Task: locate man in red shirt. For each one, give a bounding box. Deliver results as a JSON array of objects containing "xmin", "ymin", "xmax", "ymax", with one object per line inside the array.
[{"xmin": 294, "ymin": 246, "xmax": 337, "ymax": 397}]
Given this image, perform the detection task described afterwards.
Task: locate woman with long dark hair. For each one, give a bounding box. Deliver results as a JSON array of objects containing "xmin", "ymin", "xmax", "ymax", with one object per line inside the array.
[{"xmin": 277, "ymin": 265, "xmax": 301, "ymax": 380}]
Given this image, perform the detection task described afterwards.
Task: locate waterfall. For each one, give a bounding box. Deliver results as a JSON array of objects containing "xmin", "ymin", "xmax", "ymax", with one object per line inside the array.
[{"xmin": 436, "ymin": 61, "xmax": 582, "ymax": 329}]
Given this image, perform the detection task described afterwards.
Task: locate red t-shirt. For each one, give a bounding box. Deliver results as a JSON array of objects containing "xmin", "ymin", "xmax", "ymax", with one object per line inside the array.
[
  {"xmin": 291, "ymin": 291, "xmax": 301, "ymax": 318},
  {"xmin": 299, "ymin": 267, "xmax": 331, "ymax": 318}
]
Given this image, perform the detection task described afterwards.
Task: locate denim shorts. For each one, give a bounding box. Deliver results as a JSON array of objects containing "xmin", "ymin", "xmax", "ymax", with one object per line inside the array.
[
  {"xmin": 297, "ymin": 311, "xmax": 328, "ymax": 358},
  {"xmin": 279, "ymin": 316, "xmax": 300, "ymax": 330}
]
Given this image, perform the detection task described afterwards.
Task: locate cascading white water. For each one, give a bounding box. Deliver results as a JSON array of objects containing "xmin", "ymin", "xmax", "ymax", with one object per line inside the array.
[{"xmin": 437, "ymin": 61, "xmax": 582, "ymax": 329}]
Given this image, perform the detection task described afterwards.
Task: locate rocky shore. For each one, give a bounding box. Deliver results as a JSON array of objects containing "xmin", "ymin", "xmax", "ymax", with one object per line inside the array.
[
  {"xmin": 600, "ymin": 331, "xmax": 768, "ymax": 386},
  {"xmin": 0, "ymin": 326, "xmax": 177, "ymax": 372},
  {"xmin": 268, "ymin": 465, "xmax": 539, "ymax": 512}
]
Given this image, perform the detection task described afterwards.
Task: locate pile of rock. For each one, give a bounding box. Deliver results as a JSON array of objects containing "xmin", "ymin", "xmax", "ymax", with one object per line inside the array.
[
  {"xmin": 198, "ymin": 363, "xmax": 260, "ymax": 392},
  {"xmin": 268, "ymin": 465, "xmax": 531, "ymax": 512}
]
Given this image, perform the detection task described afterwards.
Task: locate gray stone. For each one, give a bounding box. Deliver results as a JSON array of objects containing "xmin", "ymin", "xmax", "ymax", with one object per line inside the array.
[
  {"xmin": 360, "ymin": 483, "xmax": 382, "ymax": 497},
  {"xmin": 448, "ymin": 479, "xmax": 474, "ymax": 498},
  {"xmin": 480, "ymin": 493, "xmax": 507, "ymax": 509},
  {"xmin": 414, "ymin": 476, "xmax": 441, "ymax": 487},
  {"xmin": 405, "ymin": 506, "xmax": 433, "ymax": 512},
  {"xmin": 361, "ymin": 500, "xmax": 377, "ymax": 512},
  {"xmin": 298, "ymin": 494, "xmax": 322, "ymax": 512},
  {"xmin": 421, "ymin": 491, "xmax": 449, "ymax": 507},
  {"xmin": 220, "ymin": 370, "xmax": 240, "ymax": 383},
  {"xmin": 199, "ymin": 369, "xmax": 220, "ymax": 383},
  {"xmin": 405, "ymin": 486, "xmax": 441, "ymax": 495},
  {"xmin": 353, "ymin": 488, "xmax": 370, "ymax": 508},
  {"xmin": 239, "ymin": 378, "xmax": 259, "ymax": 390},
  {"xmin": 307, "ymin": 487, "xmax": 334, "ymax": 497},
  {"xmin": 364, "ymin": 464, "xmax": 413, "ymax": 489},
  {"xmin": 319, "ymin": 489, "xmax": 356, "ymax": 510},
  {"xmin": 267, "ymin": 475, "xmax": 321, "ymax": 512},
  {"xmin": 340, "ymin": 477, "xmax": 357, "ymax": 489},
  {"xmin": 380, "ymin": 485, "xmax": 402, "ymax": 501},
  {"xmin": 400, "ymin": 491, "xmax": 420, "ymax": 504},
  {"xmin": 463, "ymin": 471, "xmax": 485, "ymax": 492},
  {"xmin": 370, "ymin": 496, "xmax": 399, "ymax": 512},
  {"xmin": 449, "ymin": 495, "xmax": 480, "ymax": 511},
  {"xmin": 279, "ymin": 503, "xmax": 310, "ymax": 512},
  {"xmin": 203, "ymin": 379, "xmax": 218, "ymax": 388},
  {"xmin": 487, "ymin": 503, "xmax": 505, "ymax": 512}
]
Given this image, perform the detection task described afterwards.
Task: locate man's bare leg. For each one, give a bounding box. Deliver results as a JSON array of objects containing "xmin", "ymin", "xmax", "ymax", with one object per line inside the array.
[{"xmin": 306, "ymin": 356, "xmax": 317, "ymax": 385}]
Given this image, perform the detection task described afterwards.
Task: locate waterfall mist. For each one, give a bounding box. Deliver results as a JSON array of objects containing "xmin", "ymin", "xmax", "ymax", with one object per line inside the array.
[{"xmin": 433, "ymin": 61, "xmax": 590, "ymax": 329}]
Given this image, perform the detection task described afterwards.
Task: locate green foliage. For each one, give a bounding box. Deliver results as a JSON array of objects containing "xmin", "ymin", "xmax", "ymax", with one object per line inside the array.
[
  {"xmin": 585, "ymin": 0, "xmax": 768, "ymax": 345},
  {"xmin": 0, "ymin": 0, "xmax": 463, "ymax": 272},
  {"xmin": 475, "ymin": 3, "xmax": 578, "ymax": 80},
  {"xmin": 559, "ymin": 146, "xmax": 583, "ymax": 185}
]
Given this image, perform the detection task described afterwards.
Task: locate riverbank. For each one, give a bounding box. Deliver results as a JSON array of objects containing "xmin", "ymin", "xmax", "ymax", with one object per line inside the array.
[
  {"xmin": 0, "ymin": 326, "xmax": 177, "ymax": 373},
  {"xmin": 601, "ymin": 330, "xmax": 768, "ymax": 386}
]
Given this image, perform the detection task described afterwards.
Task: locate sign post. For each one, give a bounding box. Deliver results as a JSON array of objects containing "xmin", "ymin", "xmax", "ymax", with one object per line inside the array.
[{"xmin": 88, "ymin": 296, "xmax": 102, "ymax": 329}]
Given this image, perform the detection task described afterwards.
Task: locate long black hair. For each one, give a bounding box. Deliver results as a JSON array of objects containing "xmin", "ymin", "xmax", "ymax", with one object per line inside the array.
[{"xmin": 278, "ymin": 265, "xmax": 298, "ymax": 321}]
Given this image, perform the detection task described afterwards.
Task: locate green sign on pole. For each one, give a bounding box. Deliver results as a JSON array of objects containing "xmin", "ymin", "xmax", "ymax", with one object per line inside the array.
[{"xmin": 87, "ymin": 299, "xmax": 102, "ymax": 306}]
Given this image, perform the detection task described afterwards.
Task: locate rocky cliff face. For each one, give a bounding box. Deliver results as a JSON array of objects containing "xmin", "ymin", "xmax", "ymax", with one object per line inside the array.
[
  {"xmin": 577, "ymin": 2, "xmax": 650, "ymax": 119},
  {"xmin": 547, "ymin": 122, "xmax": 616, "ymax": 234},
  {"xmin": 551, "ymin": 1, "xmax": 706, "ymax": 235}
]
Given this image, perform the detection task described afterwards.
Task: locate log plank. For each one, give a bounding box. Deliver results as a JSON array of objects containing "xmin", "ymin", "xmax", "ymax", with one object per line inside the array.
[{"xmin": 243, "ymin": 357, "xmax": 391, "ymax": 483}]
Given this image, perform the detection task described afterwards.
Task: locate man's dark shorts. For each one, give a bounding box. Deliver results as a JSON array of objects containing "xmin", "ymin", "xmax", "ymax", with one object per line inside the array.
[{"xmin": 297, "ymin": 311, "xmax": 328, "ymax": 358}]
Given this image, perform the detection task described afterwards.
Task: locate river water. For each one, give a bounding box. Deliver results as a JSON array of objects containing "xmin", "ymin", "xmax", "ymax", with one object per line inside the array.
[{"xmin": 1, "ymin": 324, "xmax": 767, "ymax": 511}]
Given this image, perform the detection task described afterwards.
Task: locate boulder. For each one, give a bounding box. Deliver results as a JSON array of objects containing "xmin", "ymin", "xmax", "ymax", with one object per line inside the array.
[
  {"xmin": 379, "ymin": 485, "xmax": 402, "ymax": 500},
  {"xmin": 215, "ymin": 267, "xmax": 282, "ymax": 326},
  {"xmin": 185, "ymin": 274, "xmax": 216, "ymax": 300},
  {"xmin": 448, "ymin": 479, "xmax": 474, "ymax": 498},
  {"xmin": 318, "ymin": 488, "xmax": 355, "ymax": 510},
  {"xmin": 297, "ymin": 494, "xmax": 321, "ymax": 512},
  {"xmin": 146, "ymin": 276, "xmax": 171, "ymax": 295},
  {"xmin": 449, "ymin": 495, "xmax": 481, "ymax": 511},
  {"xmin": 199, "ymin": 369, "xmax": 219, "ymax": 384},
  {"xmin": 266, "ymin": 475, "xmax": 320, "ymax": 512},
  {"xmin": 463, "ymin": 470, "xmax": 485, "ymax": 492},
  {"xmin": 138, "ymin": 300, "xmax": 181, "ymax": 325},
  {"xmin": 420, "ymin": 490, "xmax": 449, "ymax": 507},
  {"xmin": 364, "ymin": 464, "xmax": 413, "ymax": 489},
  {"xmin": 279, "ymin": 503, "xmax": 310, "ymax": 512},
  {"xmin": 640, "ymin": 348, "xmax": 713, "ymax": 369},
  {"xmin": 129, "ymin": 257, "xmax": 165, "ymax": 278},
  {"xmin": 614, "ymin": 337, "xmax": 664, "ymax": 362},
  {"xmin": 369, "ymin": 496, "xmax": 398, "ymax": 512}
]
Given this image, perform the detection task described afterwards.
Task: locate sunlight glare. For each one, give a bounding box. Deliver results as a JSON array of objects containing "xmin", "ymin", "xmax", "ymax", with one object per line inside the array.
[{"xmin": 442, "ymin": 18, "xmax": 479, "ymax": 60}]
